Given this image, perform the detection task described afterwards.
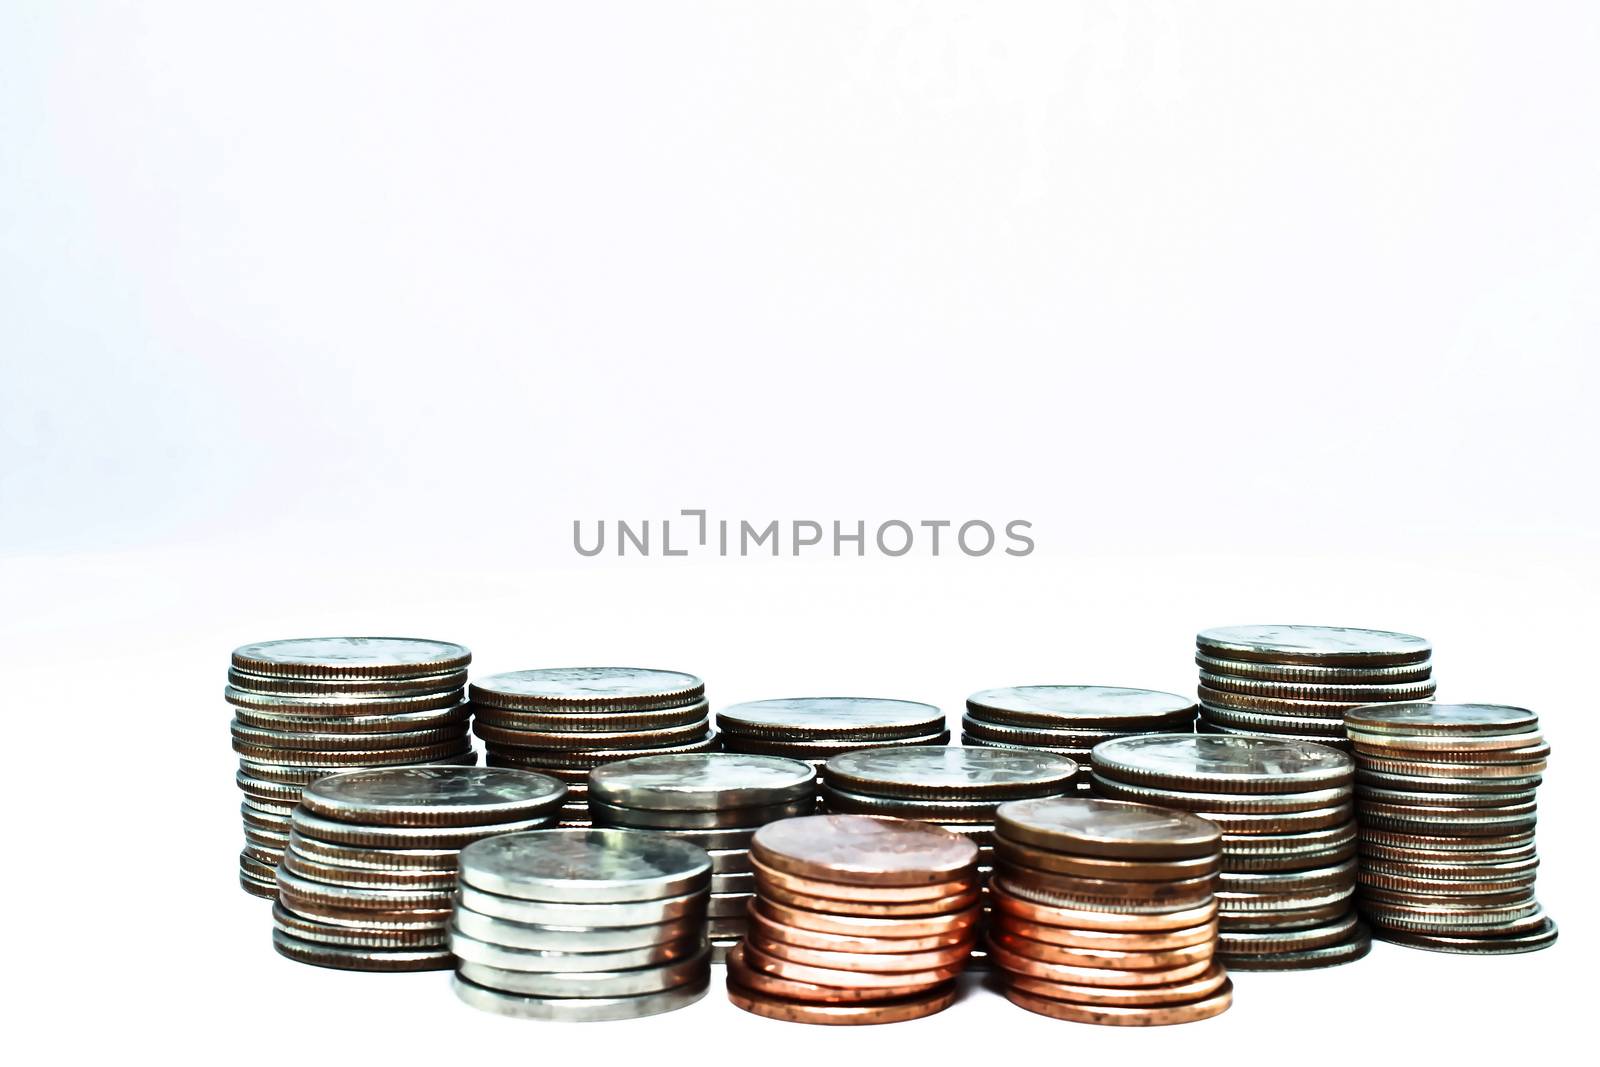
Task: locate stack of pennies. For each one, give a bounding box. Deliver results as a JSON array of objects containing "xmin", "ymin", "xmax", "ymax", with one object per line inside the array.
[
  {"xmin": 230, "ymin": 637, "xmax": 476, "ymax": 899},
  {"xmin": 820, "ymin": 746, "xmax": 1079, "ymax": 964},
  {"xmin": 727, "ymin": 814, "xmax": 980, "ymax": 1025},
  {"xmin": 469, "ymin": 668, "xmax": 713, "ymax": 826},
  {"xmin": 715, "ymin": 698, "xmax": 949, "ymax": 780},
  {"xmin": 272, "ymin": 766, "xmax": 565, "ymax": 970},
  {"xmin": 588, "ymin": 753, "xmax": 817, "ymax": 959},
  {"xmin": 1091, "ymin": 734, "xmax": 1369, "ymax": 970},
  {"xmin": 963, "ymin": 687, "xmax": 1198, "ymax": 792},
  {"xmin": 988, "ymin": 797, "xmax": 1232, "ymax": 1026},
  {"xmin": 1194, "ymin": 624, "xmax": 1435, "ymax": 750},
  {"xmin": 451, "ymin": 828, "xmax": 712, "ymax": 1021},
  {"xmin": 1345, "ymin": 702, "xmax": 1557, "ymax": 954}
]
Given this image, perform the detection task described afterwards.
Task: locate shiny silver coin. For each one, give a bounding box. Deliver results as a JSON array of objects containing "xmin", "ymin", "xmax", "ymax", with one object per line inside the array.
[
  {"xmin": 819, "ymin": 784, "xmax": 1003, "ymax": 823},
  {"xmin": 473, "ymin": 716, "xmax": 712, "ymax": 751},
  {"xmin": 280, "ymin": 848, "xmax": 457, "ymax": 890},
  {"xmin": 272, "ymin": 902, "xmax": 449, "ymax": 947},
  {"xmin": 231, "ymin": 720, "xmax": 469, "ymax": 752},
  {"xmin": 458, "ymin": 883, "xmax": 707, "ymax": 928},
  {"xmin": 287, "ymin": 828, "xmax": 458, "ymax": 870},
  {"xmin": 711, "ymin": 872, "xmax": 757, "ymax": 895},
  {"xmin": 1361, "ymin": 900, "xmax": 1541, "ymax": 931},
  {"xmin": 1215, "ymin": 885, "xmax": 1355, "ymax": 914},
  {"xmin": 272, "ymin": 929, "xmax": 452, "ymax": 971},
  {"xmin": 1198, "ymin": 685, "xmax": 1376, "ymax": 719},
  {"xmin": 451, "ymin": 971, "xmax": 709, "ymax": 1021},
  {"xmin": 1359, "ymin": 841, "xmax": 1537, "ymax": 866},
  {"xmin": 1091, "ymin": 734, "xmax": 1352, "ymax": 794},
  {"xmin": 236, "ymin": 741, "xmax": 475, "ymax": 770},
  {"xmin": 1182, "ymin": 804, "xmax": 1354, "ymax": 835},
  {"xmin": 232, "ymin": 702, "xmax": 471, "ymax": 735},
  {"xmin": 459, "ymin": 828, "xmax": 711, "ymax": 902},
  {"xmin": 1198, "ymin": 721, "xmax": 1354, "ymax": 752},
  {"xmin": 276, "ymin": 867, "xmax": 457, "ymax": 911},
  {"xmin": 457, "ymin": 948, "xmax": 709, "ymax": 998},
  {"xmin": 588, "ymin": 752, "xmax": 816, "ymax": 810},
  {"xmin": 474, "ymin": 700, "xmax": 710, "ymax": 733},
  {"xmin": 243, "ymin": 842, "xmax": 285, "ymax": 866},
  {"xmin": 1217, "ymin": 912, "xmax": 1360, "ymax": 955},
  {"xmin": 1358, "ymin": 786, "xmax": 1538, "ymax": 808},
  {"xmin": 1218, "ymin": 901, "xmax": 1353, "ymax": 931},
  {"xmin": 1344, "ymin": 702, "xmax": 1539, "ymax": 736},
  {"xmin": 470, "ymin": 668, "xmax": 705, "ymax": 711},
  {"xmin": 707, "ymin": 916, "xmax": 750, "ymax": 939},
  {"xmin": 824, "ymin": 746, "xmax": 1078, "ymax": 801},
  {"xmin": 644, "ymin": 825, "xmax": 760, "ymax": 850},
  {"xmin": 1218, "ymin": 859, "xmax": 1357, "ymax": 895},
  {"xmin": 961, "ymin": 735, "xmax": 1094, "ymax": 762},
  {"xmin": 224, "ymin": 686, "xmax": 466, "ymax": 715},
  {"xmin": 1222, "ymin": 843, "xmax": 1356, "ymax": 873},
  {"xmin": 484, "ymin": 735, "xmax": 717, "ymax": 768},
  {"xmin": 242, "ymin": 797, "xmax": 295, "ymax": 820},
  {"xmin": 707, "ymin": 893, "xmax": 755, "ymax": 919},
  {"xmin": 1221, "ymin": 927, "xmax": 1371, "ymax": 970},
  {"xmin": 964, "ymin": 685, "xmax": 1196, "ymax": 730},
  {"xmin": 1195, "ymin": 652, "xmax": 1434, "ymax": 684},
  {"xmin": 235, "ymin": 771, "xmax": 304, "ymax": 803},
  {"xmin": 299, "ymin": 766, "xmax": 566, "ymax": 827},
  {"xmin": 229, "ymin": 666, "xmax": 468, "ymax": 698},
  {"xmin": 994, "ymin": 796, "xmax": 1221, "ymax": 860},
  {"xmin": 707, "ymin": 848, "xmax": 753, "ymax": 875},
  {"xmin": 1196, "ymin": 625, "xmax": 1431, "ymax": 667},
  {"xmin": 960, "ymin": 716, "xmax": 1127, "ymax": 749},
  {"xmin": 721, "ymin": 731, "xmax": 950, "ymax": 758},
  {"xmin": 589, "ymin": 797, "xmax": 812, "ymax": 829},
  {"xmin": 291, "ymin": 808, "xmax": 557, "ymax": 849},
  {"xmin": 1356, "ymin": 769, "xmax": 1542, "ymax": 794},
  {"xmin": 450, "ymin": 927, "xmax": 706, "ymax": 972},
  {"xmin": 453, "ymin": 905, "xmax": 700, "ymax": 953},
  {"xmin": 715, "ymin": 697, "xmax": 945, "ymax": 740},
  {"xmin": 1090, "ymin": 774, "xmax": 1351, "ymax": 813},
  {"xmin": 1198, "ymin": 705, "xmax": 1349, "ymax": 737},
  {"xmin": 1198, "ymin": 672, "xmax": 1438, "ymax": 703},
  {"xmin": 991, "ymin": 876, "xmax": 1207, "ymax": 916},
  {"xmin": 239, "ymin": 850, "xmax": 277, "ymax": 882},
  {"xmin": 232, "ymin": 637, "xmax": 471, "ymax": 679}
]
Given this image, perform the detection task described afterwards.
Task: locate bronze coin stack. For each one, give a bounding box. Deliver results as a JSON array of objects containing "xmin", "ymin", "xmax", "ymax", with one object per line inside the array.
[
  {"xmin": 587, "ymin": 753, "xmax": 818, "ymax": 959},
  {"xmin": 963, "ymin": 686, "xmax": 1199, "ymax": 792},
  {"xmin": 271, "ymin": 766, "xmax": 566, "ymax": 970},
  {"xmin": 988, "ymin": 797, "xmax": 1232, "ymax": 1026},
  {"xmin": 727, "ymin": 814, "xmax": 980, "ymax": 1025},
  {"xmin": 470, "ymin": 668, "xmax": 713, "ymax": 825},
  {"xmin": 1092, "ymin": 734, "xmax": 1370, "ymax": 970},
  {"xmin": 714, "ymin": 698, "xmax": 949, "ymax": 782},
  {"xmin": 229, "ymin": 637, "xmax": 476, "ymax": 898},
  {"xmin": 1194, "ymin": 624, "xmax": 1434, "ymax": 749},
  {"xmin": 1346, "ymin": 702, "xmax": 1557, "ymax": 954}
]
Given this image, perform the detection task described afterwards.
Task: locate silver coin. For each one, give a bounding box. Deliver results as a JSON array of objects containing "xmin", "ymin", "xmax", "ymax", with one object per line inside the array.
[
  {"xmin": 1196, "ymin": 625, "xmax": 1430, "ymax": 666},
  {"xmin": 300, "ymin": 766, "xmax": 566, "ymax": 827},
  {"xmin": 1091, "ymin": 734, "xmax": 1353, "ymax": 794},
  {"xmin": 707, "ymin": 916, "xmax": 750, "ymax": 938},
  {"xmin": 224, "ymin": 686, "xmax": 467, "ymax": 714},
  {"xmin": 824, "ymin": 746, "xmax": 1078, "ymax": 800},
  {"xmin": 229, "ymin": 666, "xmax": 468, "ymax": 698},
  {"xmin": 1198, "ymin": 722, "xmax": 1355, "ymax": 752},
  {"xmin": 291, "ymin": 808, "xmax": 557, "ymax": 848},
  {"xmin": 960, "ymin": 716, "xmax": 1129, "ymax": 748},
  {"xmin": 589, "ymin": 797, "xmax": 811, "ymax": 829},
  {"xmin": 1356, "ymin": 769, "xmax": 1543, "ymax": 794},
  {"xmin": 1218, "ymin": 912, "xmax": 1360, "ymax": 955},
  {"xmin": 707, "ymin": 893, "xmax": 754, "ymax": 919},
  {"xmin": 231, "ymin": 720, "xmax": 470, "ymax": 752},
  {"xmin": 1198, "ymin": 705, "xmax": 1349, "ymax": 737},
  {"xmin": 239, "ymin": 750, "xmax": 478, "ymax": 785},
  {"xmin": 232, "ymin": 637, "xmax": 471, "ymax": 678},
  {"xmin": 1345, "ymin": 702, "xmax": 1540, "ymax": 736},
  {"xmin": 457, "ymin": 947, "xmax": 709, "ymax": 998},
  {"xmin": 588, "ymin": 753, "xmax": 816, "ymax": 810},
  {"xmin": 459, "ymin": 828, "xmax": 711, "ymax": 902},
  {"xmin": 706, "ymin": 848, "xmax": 753, "ymax": 874},
  {"xmin": 281, "ymin": 849, "xmax": 457, "ymax": 890},
  {"xmin": 1195, "ymin": 653, "xmax": 1433, "ymax": 684},
  {"xmin": 237, "ymin": 742, "xmax": 476, "ymax": 770},
  {"xmin": 232, "ymin": 702, "xmax": 471, "ymax": 734},
  {"xmin": 287, "ymin": 828, "xmax": 458, "ymax": 870},
  {"xmin": 720, "ymin": 731, "xmax": 950, "ymax": 758},
  {"xmin": 470, "ymin": 668, "xmax": 704, "ymax": 709},
  {"xmin": 715, "ymin": 697, "xmax": 945, "ymax": 739},
  {"xmin": 711, "ymin": 871, "xmax": 756, "ymax": 895},
  {"xmin": 484, "ymin": 734, "xmax": 717, "ymax": 767},
  {"xmin": 819, "ymin": 784, "xmax": 1004, "ymax": 822},
  {"xmin": 961, "ymin": 735, "xmax": 1095, "ymax": 762},
  {"xmin": 458, "ymin": 883, "xmax": 707, "ymax": 927},
  {"xmin": 475, "ymin": 700, "xmax": 710, "ymax": 733},
  {"xmin": 450, "ymin": 927, "xmax": 706, "ymax": 972},
  {"xmin": 1198, "ymin": 672, "xmax": 1438, "ymax": 702},
  {"xmin": 452, "ymin": 905, "xmax": 701, "ymax": 952},
  {"xmin": 1358, "ymin": 786, "xmax": 1538, "ymax": 809},
  {"xmin": 1218, "ymin": 859, "xmax": 1358, "ymax": 895},
  {"xmin": 1091, "ymin": 774, "xmax": 1352, "ymax": 813},
  {"xmin": 965, "ymin": 686, "xmax": 1195, "ymax": 729},
  {"xmin": 1221, "ymin": 927, "xmax": 1371, "ymax": 970},
  {"xmin": 272, "ymin": 929, "xmax": 453, "ymax": 971},
  {"xmin": 451, "ymin": 971, "xmax": 709, "ymax": 1021},
  {"xmin": 272, "ymin": 903, "xmax": 450, "ymax": 947},
  {"xmin": 642, "ymin": 825, "xmax": 760, "ymax": 850},
  {"xmin": 275, "ymin": 867, "xmax": 457, "ymax": 911},
  {"xmin": 473, "ymin": 715, "xmax": 713, "ymax": 751}
]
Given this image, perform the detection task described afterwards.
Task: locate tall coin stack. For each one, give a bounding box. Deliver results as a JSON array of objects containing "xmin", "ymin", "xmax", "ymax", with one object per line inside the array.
[
  {"xmin": 964, "ymin": 686, "xmax": 1199, "ymax": 792},
  {"xmin": 1345, "ymin": 702, "xmax": 1557, "ymax": 954},
  {"xmin": 588, "ymin": 753, "xmax": 818, "ymax": 959},
  {"xmin": 272, "ymin": 766, "xmax": 565, "ymax": 970},
  {"xmin": 470, "ymin": 668, "xmax": 713, "ymax": 825},
  {"xmin": 728, "ymin": 815, "xmax": 980, "ymax": 1025},
  {"xmin": 988, "ymin": 797, "xmax": 1232, "ymax": 1026},
  {"xmin": 1091, "ymin": 735, "xmax": 1369, "ymax": 970},
  {"xmin": 451, "ymin": 829, "xmax": 713, "ymax": 1021},
  {"xmin": 1194, "ymin": 625, "xmax": 1434, "ymax": 749},
  {"xmin": 230, "ymin": 637, "xmax": 475, "ymax": 898},
  {"xmin": 715, "ymin": 698, "xmax": 948, "ymax": 780}
]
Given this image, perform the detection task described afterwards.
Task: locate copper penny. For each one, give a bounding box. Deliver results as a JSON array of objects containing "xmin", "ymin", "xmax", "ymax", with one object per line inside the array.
[
  {"xmin": 754, "ymin": 897, "xmax": 980, "ymax": 939},
  {"xmin": 990, "ymin": 880, "xmax": 1218, "ymax": 931},
  {"xmin": 748, "ymin": 904, "xmax": 973, "ymax": 953},
  {"xmin": 994, "ymin": 796, "xmax": 1220, "ymax": 860},
  {"xmin": 726, "ymin": 943, "xmax": 929, "ymax": 1003},
  {"xmin": 990, "ymin": 929, "xmax": 1213, "ymax": 970},
  {"xmin": 727, "ymin": 977, "xmax": 958, "ymax": 1024},
  {"xmin": 757, "ymin": 875, "xmax": 981, "ymax": 918},
  {"xmin": 1007, "ymin": 963, "xmax": 1229, "ymax": 1006},
  {"xmin": 749, "ymin": 856, "xmax": 976, "ymax": 903},
  {"xmin": 993, "ymin": 835, "xmax": 1219, "ymax": 882},
  {"xmin": 988, "ymin": 940, "xmax": 1213, "ymax": 986},
  {"xmin": 751, "ymin": 814, "xmax": 978, "ymax": 887},
  {"xmin": 739, "ymin": 937, "xmax": 965, "ymax": 990},
  {"xmin": 748, "ymin": 928, "xmax": 974, "ymax": 972},
  {"xmin": 1004, "ymin": 978, "xmax": 1233, "ymax": 1025},
  {"xmin": 993, "ymin": 913, "xmax": 1218, "ymax": 951}
]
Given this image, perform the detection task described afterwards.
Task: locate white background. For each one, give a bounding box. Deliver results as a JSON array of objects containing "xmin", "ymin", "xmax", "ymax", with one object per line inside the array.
[{"xmin": 3, "ymin": 2, "xmax": 1596, "ymax": 1063}]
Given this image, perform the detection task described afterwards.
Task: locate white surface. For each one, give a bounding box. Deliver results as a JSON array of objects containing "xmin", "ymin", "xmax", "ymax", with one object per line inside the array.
[{"xmin": 2, "ymin": 3, "xmax": 1595, "ymax": 1063}]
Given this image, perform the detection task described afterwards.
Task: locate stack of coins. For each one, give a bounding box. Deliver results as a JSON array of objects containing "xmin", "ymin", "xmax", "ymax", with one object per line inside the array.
[
  {"xmin": 1345, "ymin": 702, "xmax": 1557, "ymax": 954},
  {"xmin": 963, "ymin": 687, "xmax": 1198, "ymax": 791},
  {"xmin": 230, "ymin": 637, "xmax": 475, "ymax": 898},
  {"xmin": 728, "ymin": 814, "xmax": 980, "ymax": 1024},
  {"xmin": 451, "ymin": 829, "xmax": 712, "ymax": 1021},
  {"xmin": 988, "ymin": 797, "xmax": 1232, "ymax": 1026},
  {"xmin": 1194, "ymin": 625, "xmax": 1434, "ymax": 749},
  {"xmin": 469, "ymin": 668, "xmax": 713, "ymax": 825},
  {"xmin": 272, "ymin": 766, "xmax": 565, "ymax": 970},
  {"xmin": 588, "ymin": 753, "xmax": 817, "ymax": 959},
  {"xmin": 715, "ymin": 698, "xmax": 948, "ymax": 778},
  {"xmin": 1091, "ymin": 734, "xmax": 1368, "ymax": 970}
]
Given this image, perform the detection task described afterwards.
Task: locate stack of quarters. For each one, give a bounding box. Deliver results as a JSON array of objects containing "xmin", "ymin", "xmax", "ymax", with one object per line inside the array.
[
  {"xmin": 588, "ymin": 753, "xmax": 818, "ymax": 958},
  {"xmin": 728, "ymin": 815, "xmax": 980, "ymax": 1025},
  {"xmin": 469, "ymin": 668, "xmax": 713, "ymax": 824},
  {"xmin": 1194, "ymin": 625, "xmax": 1434, "ymax": 749},
  {"xmin": 988, "ymin": 797, "xmax": 1231, "ymax": 1026},
  {"xmin": 964, "ymin": 686, "xmax": 1199, "ymax": 791},
  {"xmin": 715, "ymin": 698, "xmax": 948, "ymax": 785},
  {"xmin": 450, "ymin": 829, "xmax": 712, "ymax": 1021},
  {"xmin": 1346, "ymin": 702, "xmax": 1556, "ymax": 954},
  {"xmin": 272, "ymin": 767, "xmax": 564, "ymax": 970},
  {"xmin": 229, "ymin": 637, "xmax": 475, "ymax": 898},
  {"xmin": 1091, "ymin": 735, "xmax": 1368, "ymax": 970},
  {"xmin": 819, "ymin": 746, "xmax": 1078, "ymax": 965}
]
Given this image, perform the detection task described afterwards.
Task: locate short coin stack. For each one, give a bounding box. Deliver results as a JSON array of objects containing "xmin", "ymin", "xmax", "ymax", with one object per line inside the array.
[
  {"xmin": 272, "ymin": 766, "xmax": 565, "ymax": 970},
  {"xmin": 588, "ymin": 753, "xmax": 817, "ymax": 959},
  {"xmin": 230, "ymin": 637, "xmax": 475, "ymax": 898},
  {"xmin": 1091, "ymin": 734, "xmax": 1369, "ymax": 970},
  {"xmin": 451, "ymin": 829, "xmax": 712, "ymax": 1020},
  {"xmin": 1346, "ymin": 702, "xmax": 1557, "ymax": 954},
  {"xmin": 469, "ymin": 668, "xmax": 713, "ymax": 825},
  {"xmin": 963, "ymin": 686, "xmax": 1198, "ymax": 791},
  {"xmin": 1194, "ymin": 625, "xmax": 1434, "ymax": 749},
  {"xmin": 988, "ymin": 797, "xmax": 1231, "ymax": 1026},
  {"xmin": 728, "ymin": 814, "xmax": 979, "ymax": 1024},
  {"xmin": 715, "ymin": 698, "xmax": 948, "ymax": 778}
]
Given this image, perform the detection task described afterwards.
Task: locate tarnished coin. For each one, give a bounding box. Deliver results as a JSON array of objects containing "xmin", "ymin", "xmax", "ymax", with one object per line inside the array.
[
  {"xmin": 459, "ymin": 828, "xmax": 711, "ymax": 902},
  {"xmin": 825, "ymin": 746, "xmax": 1078, "ymax": 801},
  {"xmin": 299, "ymin": 766, "xmax": 565, "ymax": 827},
  {"xmin": 587, "ymin": 752, "xmax": 816, "ymax": 810},
  {"xmin": 1196, "ymin": 625, "xmax": 1431, "ymax": 666},
  {"xmin": 965, "ymin": 686, "xmax": 1196, "ymax": 730},
  {"xmin": 1092, "ymin": 734, "xmax": 1352, "ymax": 794},
  {"xmin": 727, "ymin": 976, "xmax": 958, "ymax": 1024},
  {"xmin": 233, "ymin": 637, "xmax": 471, "ymax": 679},
  {"xmin": 994, "ymin": 876, "xmax": 1217, "ymax": 917},
  {"xmin": 280, "ymin": 849, "xmax": 456, "ymax": 890},
  {"xmin": 470, "ymin": 668, "xmax": 704, "ymax": 711},
  {"xmin": 1345, "ymin": 702, "xmax": 1539, "ymax": 736},
  {"xmin": 287, "ymin": 829, "xmax": 457, "ymax": 870},
  {"xmin": 752, "ymin": 814, "xmax": 977, "ymax": 887},
  {"xmin": 995, "ymin": 797, "xmax": 1221, "ymax": 861},
  {"xmin": 716, "ymin": 697, "xmax": 945, "ymax": 740},
  {"xmin": 1002, "ymin": 863, "xmax": 1217, "ymax": 908},
  {"xmin": 276, "ymin": 867, "xmax": 455, "ymax": 912},
  {"xmin": 239, "ymin": 749, "xmax": 476, "ymax": 786},
  {"xmin": 271, "ymin": 928, "xmax": 452, "ymax": 970},
  {"xmin": 452, "ymin": 972, "xmax": 709, "ymax": 1021},
  {"xmin": 1197, "ymin": 686, "xmax": 1370, "ymax": 719}
]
